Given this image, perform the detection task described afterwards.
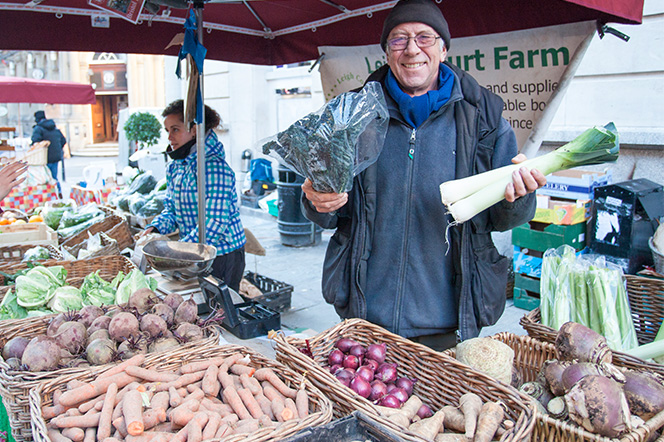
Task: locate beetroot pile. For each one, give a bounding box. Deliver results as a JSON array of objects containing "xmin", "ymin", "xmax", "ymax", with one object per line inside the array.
[
  {"xmin": 519, "ymin": 321, "xmax": 664, "ymax": 438},
  {"xmin": 2, "ymin": 289, "xmax": 209, "ymax": 372}
]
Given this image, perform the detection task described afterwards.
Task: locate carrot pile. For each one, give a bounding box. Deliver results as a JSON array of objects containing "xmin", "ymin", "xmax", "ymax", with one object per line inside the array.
[
  {"xmin": 374, "ymin": 392, "xmax": 510, "ymax": 442},
  {"xmin": 42, "ymin": 353, "xmax": 313, "ymax": 442}
]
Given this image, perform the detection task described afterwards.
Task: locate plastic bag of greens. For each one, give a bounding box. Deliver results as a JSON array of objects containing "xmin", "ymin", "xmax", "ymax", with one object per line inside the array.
[
  {"xmin": 58, "ymin": 204, "xmax": 104, "ymax": 230},
  {"xmin": 262, "ymin": 81, "xmax": 389, "ymax": 193},
  {"xmin": 42, "ymin": 200, "xmax": 76, "ymax": 230},
  {"xmin": 57, "ymin": 212, "xmax": 106, "ymax": 238},
  {"xmin": 129, "ymin": 194, "xmax": 149, "ymax": 215},
  {"xmin": 138, "ymin": 191, "xmax": 167, "ymax": 217},
  {"xmin": 22, "ymin": 246, "xmax": 52, "ymax": 262}
]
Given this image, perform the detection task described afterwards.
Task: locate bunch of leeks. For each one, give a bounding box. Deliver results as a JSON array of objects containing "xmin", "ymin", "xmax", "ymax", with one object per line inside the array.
[{"xmin": 440, "ymin": 123, "xmax": 620, "ymax": 223}]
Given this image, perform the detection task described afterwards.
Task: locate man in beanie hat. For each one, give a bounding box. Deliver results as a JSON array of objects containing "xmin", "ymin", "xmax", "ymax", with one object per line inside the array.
[
  {"xmin": 31, "ymin": 110, "xmax": 67, "ymax": 189},
  {"xmin": 302, "ymin": 0, "xmax": 546, "ymax": 350}
]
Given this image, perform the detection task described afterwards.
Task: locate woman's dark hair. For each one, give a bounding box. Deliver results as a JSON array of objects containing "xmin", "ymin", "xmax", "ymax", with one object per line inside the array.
[{"xmin": 162, "ymin": 99, "xmax": 221, "ymax": 132}]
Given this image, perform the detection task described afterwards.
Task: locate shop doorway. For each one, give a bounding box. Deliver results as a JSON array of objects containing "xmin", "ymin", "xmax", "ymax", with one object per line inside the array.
[{"xmin": 92, "ymin": 95, "xmax": 122, "ymax": 143}]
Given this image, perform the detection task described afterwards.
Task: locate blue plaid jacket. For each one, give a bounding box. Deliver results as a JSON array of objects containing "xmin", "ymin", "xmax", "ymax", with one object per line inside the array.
[{"xmin": 148, "ymin": 131, "xmax": 246, "ymax": 256}]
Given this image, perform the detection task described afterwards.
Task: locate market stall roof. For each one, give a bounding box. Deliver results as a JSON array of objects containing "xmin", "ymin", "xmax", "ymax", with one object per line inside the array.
[
  {"xmin": 0, "ymin": 76, "xmax": 96, "ymax": 104},
  {"xmin": 0, "ymin": 0, "xmax": 645, "ymax": 66}
]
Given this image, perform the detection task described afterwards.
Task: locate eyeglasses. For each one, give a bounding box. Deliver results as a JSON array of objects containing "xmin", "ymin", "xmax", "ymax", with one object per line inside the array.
[{"xmin": 387, "ymin": 34, "xmax": 441, "ymax": 51}]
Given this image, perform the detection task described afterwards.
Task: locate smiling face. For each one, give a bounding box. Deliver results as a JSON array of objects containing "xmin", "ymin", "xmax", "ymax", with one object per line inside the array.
[
  {"xmin": 386, "ymin": 22, "xmax": 447, "ymax": 97},
  {"xmin": 164, "ymin": 113, "xmax": 195, "ymax": 151}
]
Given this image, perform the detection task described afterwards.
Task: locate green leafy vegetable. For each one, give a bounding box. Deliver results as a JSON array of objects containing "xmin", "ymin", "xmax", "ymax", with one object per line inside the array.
[
  {"xmin": 115, "ymin": 269, "xmax": 156, "ymax": 305},
  {"xmin": 262, "ymin": 81, "xmax": 389, "ymax": 193},
  {"xmin": 0, "ymin": 289, "xmax": 27, "ymax": 319},
  {"xmin": 47, "ymin": 286, "xmax": 84, "ymax": 313},
  {"xmin": 80, "ymin": 270, "xmax": 117, "ymax": 307},
  {"xmin": 15, "ymin": 266, "xmax": 66, "ymax": 308}
]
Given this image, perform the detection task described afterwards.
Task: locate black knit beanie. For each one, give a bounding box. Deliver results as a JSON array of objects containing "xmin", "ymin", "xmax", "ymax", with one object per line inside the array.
[
  {"xmin": 380, "ymin": 0, "xmax": 451, "ymax": 51},
  {"xmin": 34, "ymin": 110, "xmax": 46, "ymax": 123}
]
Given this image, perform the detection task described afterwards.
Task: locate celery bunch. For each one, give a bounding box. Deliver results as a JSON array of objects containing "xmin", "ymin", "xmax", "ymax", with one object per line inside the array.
[
  {"xmin": 540, "ymin": 246, "xmax": 638, "ymax": 352},
  {"xmin": 440, "ymin": 123, "xmax": 619, "ymax": 223}
]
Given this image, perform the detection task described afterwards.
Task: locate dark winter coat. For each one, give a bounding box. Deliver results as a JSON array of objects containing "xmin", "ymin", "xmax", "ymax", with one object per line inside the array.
[
  {"xmin": 31, "ymin": 119, "xmax": 66, "ymax": 164},
  {"xmin": 303, "ymin": 62, "xmax": 536, "ymax": 341}
]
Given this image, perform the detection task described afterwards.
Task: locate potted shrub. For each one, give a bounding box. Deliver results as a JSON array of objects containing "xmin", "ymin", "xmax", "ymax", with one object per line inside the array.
[{"xmin": 123, "ymin": 111, "xmax": 162, "ymax": 166}]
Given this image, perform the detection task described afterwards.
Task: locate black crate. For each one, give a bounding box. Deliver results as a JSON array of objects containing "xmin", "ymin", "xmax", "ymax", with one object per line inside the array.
[
  {"xmin": 280, "ymin": 411, "xmax": 408, "ymax": 442},
  {"xmin": 590, "ymin": 178, "xmax": 664, "ymax": 274},
  {"xmin": 242, "ymin": 271, "xmax": 293, "ymax": 312}
]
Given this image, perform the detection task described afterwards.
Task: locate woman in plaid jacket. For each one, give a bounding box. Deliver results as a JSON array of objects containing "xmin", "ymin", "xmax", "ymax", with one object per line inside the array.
[{"xmin": 144, "ymin": 100, "xmax": 246, "ymax": 291}]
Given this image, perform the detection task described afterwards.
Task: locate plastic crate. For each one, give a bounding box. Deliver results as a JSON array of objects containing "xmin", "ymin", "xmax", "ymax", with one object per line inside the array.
[
  {"xmin": 241, "ymin": 193, "xmax": 260, "ymax": 208},
  {"xmin": 281, "ymin": 411, "xmax": 408, "ymax": 442},
  {"xmin": 241, "ymin": 271, "xmax": 293, "ymax": 312}
]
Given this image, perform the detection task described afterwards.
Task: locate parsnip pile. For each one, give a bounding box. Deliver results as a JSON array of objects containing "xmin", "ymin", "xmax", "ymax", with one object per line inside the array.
[
  {"xmin": 42, "ymin": 352, "xmax": 312, "ymax": 442},
  {"xmin": 374, "ymin": 392, "xmax": 510, "ymax": 442}
]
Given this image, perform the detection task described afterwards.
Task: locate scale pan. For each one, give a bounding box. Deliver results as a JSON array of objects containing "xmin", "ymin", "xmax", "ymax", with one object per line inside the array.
[{"xmin": 142, "ymin": 240, "xmax": 217, "ymax": 277}]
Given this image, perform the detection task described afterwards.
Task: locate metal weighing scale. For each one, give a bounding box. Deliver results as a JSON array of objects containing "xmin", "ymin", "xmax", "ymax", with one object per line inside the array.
[{"xmin": 142, "ymin": 240, "xmax": 280, "ymax": 339}]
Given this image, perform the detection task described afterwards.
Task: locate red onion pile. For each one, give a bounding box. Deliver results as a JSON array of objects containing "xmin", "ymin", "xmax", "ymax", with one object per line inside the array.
[{"xmin": 326, "ymin": 338, "xmax": 418, "ymax": 409}]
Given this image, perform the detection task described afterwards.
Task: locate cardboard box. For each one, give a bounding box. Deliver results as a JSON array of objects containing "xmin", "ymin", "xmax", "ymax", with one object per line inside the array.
[
  {"xmin": 513, "ymin": 246, "xmax": 543, "ymax": 278},
  {"xmin": 513, "ymin": 245, "xmax": 587, "ymax": 278},
  {"xmin": 0, "ymin": 223, "xmax": 58, "ymax": 247},
  {"xmin": 538, "ymin": 169, "xmax": 611, "ymax": 200},
  {"xmin": 532, "ymin": 195, "xmax": 591, "ymax": 225},
  {"xmin": 512, "ymin": 221, "xmax": 587, "ymax": 252},
  {"xmin": 590, "ymin": 178, "xmax": 664, "ymax": 274}
]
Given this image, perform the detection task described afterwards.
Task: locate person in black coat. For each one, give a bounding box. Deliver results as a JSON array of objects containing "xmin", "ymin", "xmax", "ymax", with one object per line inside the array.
[{"xmin": 31, "ymin": 110, "xmax": 66, "ymax": 185}]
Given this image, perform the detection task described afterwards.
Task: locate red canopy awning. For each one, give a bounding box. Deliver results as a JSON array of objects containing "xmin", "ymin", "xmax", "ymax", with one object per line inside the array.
[
  {"xmin": 0, "ymin": 0, "xmax": 645, "ymax": 66},
  {"xmin": 0, "ymin": 76, "xmax": 96, "ymax": 104}
]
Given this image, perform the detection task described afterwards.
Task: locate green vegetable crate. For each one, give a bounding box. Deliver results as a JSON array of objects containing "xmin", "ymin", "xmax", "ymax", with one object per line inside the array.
[
  {"xmin": 513, "ymin": 273, "xmax": 541, "ymax": 311},
  {"xmin": 512, "ymin": 221, "xmax": 587, "ymax": 252}
]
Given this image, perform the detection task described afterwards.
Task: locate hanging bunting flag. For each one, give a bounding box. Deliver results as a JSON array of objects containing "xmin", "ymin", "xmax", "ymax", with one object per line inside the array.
[{"xmin": 176, "ymin": 9, "xmax": 207, "ymax": 125}]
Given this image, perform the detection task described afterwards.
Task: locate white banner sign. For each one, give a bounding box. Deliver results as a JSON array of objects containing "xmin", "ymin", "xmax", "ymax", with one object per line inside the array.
[{"xmin": 318, "ymin": 21, "xmax": 595, "ymax": 148}]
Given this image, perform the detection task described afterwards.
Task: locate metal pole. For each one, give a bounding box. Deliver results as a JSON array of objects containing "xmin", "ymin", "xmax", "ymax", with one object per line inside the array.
[
  {"xmin": 520, "ymin": 28, "xmax": 595, "ymax": 158},
  {"xmin": 194, "ymin": 5, "xmax": 206, "ymax": 245}
]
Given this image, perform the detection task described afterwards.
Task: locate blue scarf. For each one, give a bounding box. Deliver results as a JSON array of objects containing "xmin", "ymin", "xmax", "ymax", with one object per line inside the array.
[{"xmin": 385, "ymin": 64, "xmax": 455, "ymax": 128}]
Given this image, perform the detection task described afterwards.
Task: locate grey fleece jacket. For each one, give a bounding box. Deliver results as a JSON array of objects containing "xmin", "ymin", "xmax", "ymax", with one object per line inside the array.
[{"xmin": 303, "ymin": 63, "xmax": 536, "ymax": 340}]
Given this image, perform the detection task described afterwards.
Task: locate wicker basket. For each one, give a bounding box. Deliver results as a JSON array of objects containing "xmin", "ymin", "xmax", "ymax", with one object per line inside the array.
[
  {"xmin": 273, "ymin": 318, "xmax": 536, "ymax": 442},
  {"xmin": 21, "ymin": 145, "xmax": 48, "ymax": 166},
  {"xmin": 29, "ymin": 343, "xmax": 333, "ymax": 442},
  {"xmin": 0, "ymin": 318, "xmax": 221, "ymax": 442},
  {"xmin": 59, "ymin": 214, "xmax": 135, "ymax": 251},
  {"xmin": 445, "ymin": 332, "xmax": 664, "ymax": 442},
  {"xmin": 0, "ymin": 244, "xmax": 63, "ymax": 273},
  {"xmin": 63, "ymin": 231, "xmax": 120, "ymax": 259},
  {"xmin": 519, "ymin": 274, "xmax": 664, "ymax": 376},
  {"xmin": 0, "ymin": 254, "xmax": 136, "ymax": 302}
]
